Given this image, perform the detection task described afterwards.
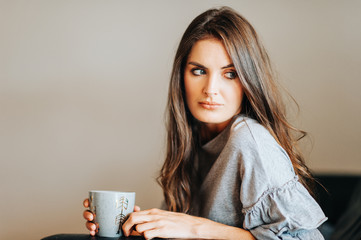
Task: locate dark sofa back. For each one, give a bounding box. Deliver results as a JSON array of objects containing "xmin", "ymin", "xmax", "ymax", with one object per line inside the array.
[{"xmin": 314, "ymin": 174, "xmax": 361, "ymax": 225}]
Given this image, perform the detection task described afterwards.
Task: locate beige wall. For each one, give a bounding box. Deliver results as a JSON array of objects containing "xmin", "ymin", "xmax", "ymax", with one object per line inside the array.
[{"xmin": 1, "ymin": 1, "xmax": 360, "ymax": 239}]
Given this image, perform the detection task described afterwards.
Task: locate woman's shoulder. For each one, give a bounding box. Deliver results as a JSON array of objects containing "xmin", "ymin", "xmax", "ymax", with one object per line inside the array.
[
  {"xmin": 226, "ymin": 115, "xmax": 295, "ymax": 187},
  {"xmin": 229, "ymin": 115, "xmax": 280, "ymax": 149}
]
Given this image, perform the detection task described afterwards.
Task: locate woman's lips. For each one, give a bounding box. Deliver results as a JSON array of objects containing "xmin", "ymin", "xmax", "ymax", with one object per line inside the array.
[{"xmin": 199, "ymin": 101, "xmax": 223, "ymax": 110}]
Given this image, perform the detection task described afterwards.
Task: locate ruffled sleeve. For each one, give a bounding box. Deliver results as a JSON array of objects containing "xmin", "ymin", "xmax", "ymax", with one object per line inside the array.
[
  {"xmin": 242, "ymin": 176, "xmax": 327, "ymax": 239},
  {"xmin": 230, "ymin": 118, "xmax": 327, "ymax": 239}
]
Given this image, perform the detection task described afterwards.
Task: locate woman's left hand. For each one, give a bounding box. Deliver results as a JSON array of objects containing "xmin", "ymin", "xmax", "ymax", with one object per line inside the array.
[{"xmin": 122, "ymin": 208, "xmax": 209, "ymax": 239}]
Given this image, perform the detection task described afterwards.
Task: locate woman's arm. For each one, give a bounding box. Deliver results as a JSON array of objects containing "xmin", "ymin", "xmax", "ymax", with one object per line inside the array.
[{"xmin": 122, "ymin": 208, "xmax": 255, "ymax": 240}]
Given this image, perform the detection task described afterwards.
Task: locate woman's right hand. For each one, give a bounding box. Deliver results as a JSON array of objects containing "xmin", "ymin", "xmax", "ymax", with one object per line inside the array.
[
  {"xmin": 83, "ymin": 198, "xmax": 97, "ymax": 236},
  {"xmin": 83, "ymin": 198, "xmax": 141, "ymax": 236}
]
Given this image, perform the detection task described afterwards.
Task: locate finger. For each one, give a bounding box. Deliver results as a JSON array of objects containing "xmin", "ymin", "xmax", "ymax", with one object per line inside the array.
[
  {"xmin": 130, "ymin": 230, "xmax": 141, "ymax": 236},
  {"xmin": 89, "ymin": 230, "xmax": 96, "ymax": 236},
  {"xmin": 135, "ymin": 221, "xmax": 160, "ymax": 234},
  {"xmin": 122, "ymin": 218, "xmax": 135, "ymax": 237},
  {"xmin": 134, "ymin": 205, "xmax": 141, "ymax": 212},
  {"xmin": 122, "ymin": 212, "xmax": 156, "ymax": 237},
  {"xmin": 83, "ymin": 198, "xmax": 89, "ymax": 208},
  {"xmin": 83, "ymin": 210, "xmax": 94, "ymax": 221},
  {"xmin": 86, "ymin": 221, "xmax": 97, "ymax": 231},
  {"xmin": 143, "ymin": 228, "xmax": 166, "ymax": 240}
]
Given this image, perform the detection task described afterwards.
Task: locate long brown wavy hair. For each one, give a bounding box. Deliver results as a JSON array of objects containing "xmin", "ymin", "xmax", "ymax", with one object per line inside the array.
[{"xmin": 158, "ymin": 6, "xmax": 314, "ymax": 213}]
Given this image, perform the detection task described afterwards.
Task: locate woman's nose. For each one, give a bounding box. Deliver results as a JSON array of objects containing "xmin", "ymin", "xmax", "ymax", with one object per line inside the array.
[{"xmin": 203, "ymin": 74, "xmax": 219, "ymax": 96}]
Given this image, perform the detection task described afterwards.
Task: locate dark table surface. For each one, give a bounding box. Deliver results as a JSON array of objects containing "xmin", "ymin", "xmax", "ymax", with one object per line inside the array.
[
  {"xmin": 41, "ymin": 234, "xmax": 150, "ymax": 240},
  {"xmin": 41, "ymin": 234, "xmax": 195, "ymax": 240},
  {"xmin": 42, "ymin": 234, "xmax": 144, "ymax": 240}
]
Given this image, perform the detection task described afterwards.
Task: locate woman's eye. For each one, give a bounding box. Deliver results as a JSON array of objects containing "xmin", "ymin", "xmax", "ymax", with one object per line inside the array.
[
  {"xmin": 225, "ymin": 71, "xmax": 237, "ymax": 79},
  {"xmin": 191, "ymin": 69, "xmax": 206, "ymax": 76}
]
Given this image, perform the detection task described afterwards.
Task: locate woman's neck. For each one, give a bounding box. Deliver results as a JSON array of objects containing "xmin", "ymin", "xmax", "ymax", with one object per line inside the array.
[{"xmin": 199, "ymin": 118, "xmax": 232, "ymax": 143}]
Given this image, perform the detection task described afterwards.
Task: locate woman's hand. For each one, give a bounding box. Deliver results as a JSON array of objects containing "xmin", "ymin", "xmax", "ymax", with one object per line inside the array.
[
  {"xmin": 83, "ymin": 198, "xmax": 97, "ymax": 236},
  {"xmin": 122, "ymin": 208, "xmax": 256, "ymax": 240},
  {"xmin": 122, "ymin": 208, "xmax": 206, "ymax": 239},
  {"xmin": 123, "ymin": 209, "xmax": 216, "ymax": 239},
  {"xmin": 83, "ymin": 198, "xmax": 141, "ymax": 236}
]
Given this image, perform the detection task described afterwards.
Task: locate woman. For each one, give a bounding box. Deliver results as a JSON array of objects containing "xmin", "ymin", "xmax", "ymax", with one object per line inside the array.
[{"xmin": 83, "ymin": 6, "xmax": 327, "ymax": 239}]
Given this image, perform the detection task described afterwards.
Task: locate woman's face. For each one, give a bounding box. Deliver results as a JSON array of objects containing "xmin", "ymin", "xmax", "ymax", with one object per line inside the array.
[{"xmin": 184, "ymin": 38, "xmax": 244, "ymax": 133}]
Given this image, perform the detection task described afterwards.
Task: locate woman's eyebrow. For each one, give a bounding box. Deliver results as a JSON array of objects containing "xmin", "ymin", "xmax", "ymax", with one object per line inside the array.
[
  {"xmin": 188, "ymin": 62, "xmax": 207, "ymax": 69},
  {"xmin": 221, "ymin": 63, "xmax": 234, "ymax": 69},
  {"xmin": 188, "ymin": 62, "xmax": 234, "ymax": 69}
]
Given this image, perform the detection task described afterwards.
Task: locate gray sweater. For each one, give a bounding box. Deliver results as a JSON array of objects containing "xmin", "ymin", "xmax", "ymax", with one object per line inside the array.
[{"xmin": 190, "ymin": 115, "xmax": 327, "ymax": 239}]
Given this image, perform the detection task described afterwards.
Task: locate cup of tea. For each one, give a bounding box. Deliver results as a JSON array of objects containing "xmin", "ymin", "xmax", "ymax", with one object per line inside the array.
[{"xmin": 89, "ymin": 190, "xmax": 136, "ymax": 237}]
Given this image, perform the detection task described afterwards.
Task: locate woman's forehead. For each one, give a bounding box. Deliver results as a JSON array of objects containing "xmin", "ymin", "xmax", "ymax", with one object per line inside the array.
[{"xmin": 187, "ymin": 38, "xmax": 233, "ymax": 67}]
